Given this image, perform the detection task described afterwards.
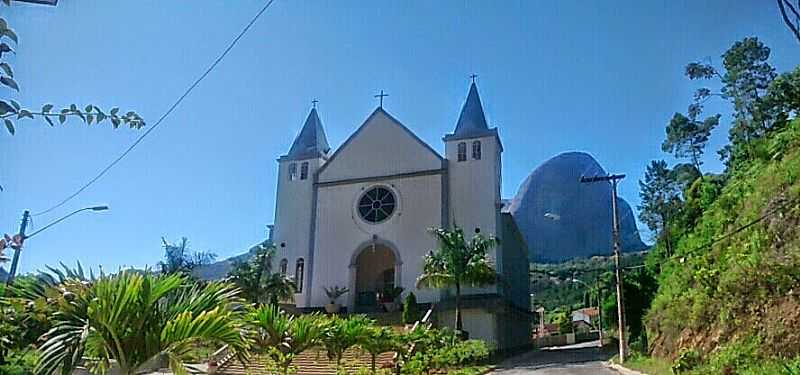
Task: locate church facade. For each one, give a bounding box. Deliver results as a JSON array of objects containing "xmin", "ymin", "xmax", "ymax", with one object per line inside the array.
[{"xmin": 272, "ymin": 83, "xmax": 531, "ymax": 350}]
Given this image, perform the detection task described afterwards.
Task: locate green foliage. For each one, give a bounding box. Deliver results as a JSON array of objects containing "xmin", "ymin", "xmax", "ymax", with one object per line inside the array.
[
  {"xmin": 323, "ymin": 285, "xmax": 349, "ymax": 304},
  {"xmin": 402, "ymin": 292, "xmax": 419, "ymax": 324},
  {"xmin": 646, "ymin": 118, "xmax": 800, "ymax": 367},
  {"xmin": 0, "ymin": 12, "xmax": 144, "ymax": 135},
  {"xmin": 35, "ymin": 270, "xmax": 250, "ymax": 375},
  {"xmin": 549, "ymin": 310, "xmax": 572, "ymax": 335},
  {"xmin": 321, "ymin": 315, "xmax": 372, "ymax": 366},
  {"xmin": 159, "ymin": 237, "xmax": 216, "ymax": 275},
  {"xmin": 359, "ymin": 326, "xmax": 400, "ymax": 373},
  {"xmin": 400, "ymin": 326, "xmax": 489, "ymax": 375},
  {"xmin": 671, "ymin": 348, "xmax": 701, "ymax": 374},
  {"xmin": 417, "ymin": 226, "xmax": 498, "ymax": 331},
  {"xmin": 530, "ymin": 253, "xmax": 647, "ymax": 311},
  {"xmin": 662, "ymin": 112, "xmax": 720, "ymax": 173},
  {"xmin": 228, "ymin": 244, "xmax": 295, "ymax": 305}
]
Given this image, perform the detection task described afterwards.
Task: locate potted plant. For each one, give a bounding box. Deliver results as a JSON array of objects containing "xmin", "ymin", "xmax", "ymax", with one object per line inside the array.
[
  {"xmin": 323, "ymin": 286, "xmax": 349, "ymax": 313},
  {"xmin": 379, "ymin": 286, "xmax": 404, "ymax": 312},
  {"xmin": 207, "ymin": 360, "xmax": 218, "ymax": 374}
]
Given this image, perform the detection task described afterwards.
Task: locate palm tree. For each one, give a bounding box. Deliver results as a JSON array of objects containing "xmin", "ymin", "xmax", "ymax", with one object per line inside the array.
[
  {"xmin": 247, "ymin": 305, "xmax": 323, "ymax": 375},
  {"xmin": 158, "ymin": 237, "xmax": 216, "ymax": 275},
  {"xmin": 416, "ymin": 226, "xmax": 498, "ymax": 333},
  {"xmin": 359, "ymin": 326, "xmax": 399, "ymax": 374},
  {"xmin": 321, "ymin": 315, "xmax": 372, "ymax": 367},
  {"xmin": 35, "ymin": 270, "xmax": 249, "ymax": 375},
  {"xmin": 228, "ymin": 245, "xmax": 295, "ymax": 305}
]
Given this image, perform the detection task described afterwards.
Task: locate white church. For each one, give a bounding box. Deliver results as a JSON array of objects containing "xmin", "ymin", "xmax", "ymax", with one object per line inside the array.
[{"xmin": 271, "ymin": 82, "xmax": 532, "ymax": 350}]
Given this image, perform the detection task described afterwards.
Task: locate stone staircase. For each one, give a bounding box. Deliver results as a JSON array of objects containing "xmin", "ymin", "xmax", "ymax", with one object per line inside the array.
[{"xmin": 218, "ymin": 348, "xmax": 395, "ymax": 375}]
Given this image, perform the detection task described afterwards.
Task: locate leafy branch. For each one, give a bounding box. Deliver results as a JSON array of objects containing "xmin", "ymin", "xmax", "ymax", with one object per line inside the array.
[
  {"xmin": 0, "ymin": 102, "xmax": 145, "ymax": 135},
  {"xmin": 0, "ymin": 11, "xmax": 145, "ymax": 135}
]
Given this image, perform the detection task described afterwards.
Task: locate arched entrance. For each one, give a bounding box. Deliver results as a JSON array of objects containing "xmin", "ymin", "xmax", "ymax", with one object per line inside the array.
[{"xmin": 350, "ymin": 244, "xmax": 401, "ymax": 312}]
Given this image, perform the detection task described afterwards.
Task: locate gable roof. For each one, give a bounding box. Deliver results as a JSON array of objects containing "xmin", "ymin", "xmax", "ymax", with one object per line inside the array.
[
  {"xmin": 443, "ymin": 83, "xmax": 502, "ymax": 151},
  {"xmin": 281, "ymin": 108, "xmax": 330, "ymax": 161},
  {"xmin": 315, "ymin": 107, "xmax": 444, "ymax": 178}
]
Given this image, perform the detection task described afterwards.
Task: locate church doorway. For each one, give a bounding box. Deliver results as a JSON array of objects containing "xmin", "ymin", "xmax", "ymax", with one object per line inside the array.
[{"xmin": 352, "ymin": 244, "xmax": 400, "ymax": 312}]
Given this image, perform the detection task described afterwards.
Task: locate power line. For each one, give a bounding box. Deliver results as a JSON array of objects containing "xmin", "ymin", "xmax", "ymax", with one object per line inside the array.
[{"xmin": 32, "ymin": 0, "xmax": 277, "ymax": 217}]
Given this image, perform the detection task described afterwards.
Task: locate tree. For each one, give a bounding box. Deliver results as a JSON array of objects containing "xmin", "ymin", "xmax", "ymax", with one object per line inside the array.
[
  {"xmin": 247, "ymin": 305, "xmax": 323, "ymax": 375},
  {"xmin": 158, "ymin": 237, "xmax": 216, "ymax": 275},
  {"xmin": 402, "ymin": 292, "xmax": 420, "ymax": 325},
  {"xmin": 662, "ymin": 112, "xmax": 719, "ymax": 175},
  {"xmin": 35, "ymin": 271, "xmax": 249, "ymax": 375},
  {"xmin": 638, "ymin": 160, "xmax": 685, "ymax": 256},
  {"xmin": 227, "ymin": 244, "xmax": 295, "ymax": 305},
  {"xmin": 359, "ymin": 326, "xmax": 399, "ymax": 374},
  {"xmin": 777, "ymin": 0, "xmax": 800, "ymax": 44},
  {"xmin": 0, "ymin": 8, "xmax": 144, "ymax": 135},
  {"xmin": 683, "ymin": 37, "xmax": 777, "ymax": 167},
  {"xmin": 321, "ymin": 315, "xmax": 372, "ymax": 367},
  {"xmin": 416, "ymin": 226, "xmax": 498, "ymax": 333}
]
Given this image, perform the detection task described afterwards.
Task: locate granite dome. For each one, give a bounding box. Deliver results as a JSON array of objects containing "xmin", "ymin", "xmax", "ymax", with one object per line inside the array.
[{"xmin": 508, "ymin": 151, "xmax": 648, "ymax": 262}]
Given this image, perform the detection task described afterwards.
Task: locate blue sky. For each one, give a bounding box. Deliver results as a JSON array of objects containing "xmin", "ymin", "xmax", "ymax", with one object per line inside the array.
[{"xmin": 2, "ymin": 1, "xmax": 799, "ymax": 273}]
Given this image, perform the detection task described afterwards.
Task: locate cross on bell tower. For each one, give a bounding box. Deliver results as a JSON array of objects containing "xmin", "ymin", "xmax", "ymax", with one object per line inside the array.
[
  {"xmin": 311, "ymin": 99, "xmax": 319, "ymax": 109},
  {"xmin": 470, "ymin": 73, "xmax": 478, "ymax": 84},
  {"xmin": 374, "ymin": 90, "xmax": 388, "ymax": 108}
]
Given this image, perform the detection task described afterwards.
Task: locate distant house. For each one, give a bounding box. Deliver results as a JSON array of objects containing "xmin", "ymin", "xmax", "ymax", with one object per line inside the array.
[
  {"xmin": 533, "ymin": 323, "xmax": 560, "ymax": 338},
  {"xmin": 571, "ymin": 307, "xmax": 599, "ymax": 332}
]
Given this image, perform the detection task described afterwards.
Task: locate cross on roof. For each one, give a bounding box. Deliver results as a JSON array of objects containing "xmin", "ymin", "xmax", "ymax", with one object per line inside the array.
[
  {"xmin": 311, "ymin": 99, "xmax": 319, "ymax": 109},
  {"xmin": 470, "ymin": 74, "xmax": 478, "ymax": 84},
  {"xmin": 374, "ymin": 90, "xmax": 388, "ymax": 108}
]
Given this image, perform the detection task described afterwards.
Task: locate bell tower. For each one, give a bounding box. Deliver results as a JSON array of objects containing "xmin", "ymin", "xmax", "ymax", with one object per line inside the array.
[
  {"xmin": 444, "ymin": 81, "xmax": 503, "ymax": 239},
  {"xmin": 273, "ymin": 105, "xmax": 330, "ymax": 307}
]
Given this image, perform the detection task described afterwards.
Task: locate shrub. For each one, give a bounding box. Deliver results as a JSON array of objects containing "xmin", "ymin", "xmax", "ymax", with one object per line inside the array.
[
  {"xmin": 671, "ymin": 348, "xmax": 701, "ymax": 373},
  {"xmin": 402, "ymin": 292, "xmax": 419, "ymax": 324}
]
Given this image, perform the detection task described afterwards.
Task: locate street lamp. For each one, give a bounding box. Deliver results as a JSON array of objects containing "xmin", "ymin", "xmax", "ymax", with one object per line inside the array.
[
  {"xmin": 3, "ymin": 205, "xmax": 109, "ymax": 285},
  {"xmin": 572, "ymin": 278, "xmax": 603, "ymax": 348}
]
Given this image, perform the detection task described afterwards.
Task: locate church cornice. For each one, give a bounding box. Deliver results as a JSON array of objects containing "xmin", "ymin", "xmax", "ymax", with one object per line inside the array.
[{"xmin": 315, "ymin": 167, "xmax": 446, "ymax": 188}]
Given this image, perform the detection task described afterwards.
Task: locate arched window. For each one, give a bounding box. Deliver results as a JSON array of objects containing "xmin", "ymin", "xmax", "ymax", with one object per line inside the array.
[
  {"xmin": 295, "ymin": 258, "xmax": 305, "ymax": 292},
  {"xmin": 300, "ymin": 162, "xmax": 309, "ymax": 180},
  {"xmin": 472, "ymin": 141, "xmax": 481, "ymax": 160},
  {"xmin": 288, "ymin": 163, "xmax": 298, "ymax": 181},
  {"xmin": 457, "ymin": 142, "xmax": 467, "ymax": 162},
  {"xmin": 279, "ymin": 258, "xmax": 288, "ymax": 275}
]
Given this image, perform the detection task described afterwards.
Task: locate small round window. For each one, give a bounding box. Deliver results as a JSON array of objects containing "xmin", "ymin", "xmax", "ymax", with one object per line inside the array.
[{"xmin": 358, "ymin": 186, "xmax": 396, "ymax": 223}]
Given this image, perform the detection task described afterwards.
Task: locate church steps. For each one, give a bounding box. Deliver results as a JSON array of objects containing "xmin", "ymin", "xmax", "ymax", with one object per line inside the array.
[{"xmin": 219, "ymin": 349, "xmax": 395, "ymax": 375}]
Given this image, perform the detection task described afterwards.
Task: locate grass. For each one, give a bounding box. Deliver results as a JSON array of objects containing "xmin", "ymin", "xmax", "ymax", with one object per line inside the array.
[
  {"xmin": 619, "ymin": 354, "xmax": 672, "ymax": 375},
  {"xmin": 448, "ymin": 365, "xmax": 492, "ymax": 375}
]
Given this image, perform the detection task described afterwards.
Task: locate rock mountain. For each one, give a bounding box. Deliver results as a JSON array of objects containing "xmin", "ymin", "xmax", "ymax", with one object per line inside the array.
[{"xmin": 507, "ymin": 151, "xmax": 648, "ymax": 262}]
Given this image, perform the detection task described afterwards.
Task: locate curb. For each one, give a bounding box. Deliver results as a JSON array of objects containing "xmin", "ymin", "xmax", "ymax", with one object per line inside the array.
[{"xmin": 603, "ymin": 361, "xmax": 649, "ymax": 375}]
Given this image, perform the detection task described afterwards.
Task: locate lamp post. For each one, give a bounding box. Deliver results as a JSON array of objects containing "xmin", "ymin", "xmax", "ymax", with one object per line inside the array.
[
  {"xmin": 3, "ymin": 205, "xmax": 109, "ymax": 285},
  {"xmin": 573, "ymin": 277, "xmax": 603, "ymax": 348}
]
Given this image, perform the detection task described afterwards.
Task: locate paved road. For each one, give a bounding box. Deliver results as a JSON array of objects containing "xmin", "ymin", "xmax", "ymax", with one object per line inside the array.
[{"xmin": 489, "ymin": 340, "xmax": 620, "ymax": 375}]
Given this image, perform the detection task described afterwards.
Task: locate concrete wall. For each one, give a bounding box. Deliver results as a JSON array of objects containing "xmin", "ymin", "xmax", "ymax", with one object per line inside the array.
[
  {"xmin": 499, "ymin": 213, "xmax": 531, "ymax": 310},
  {"xmin": 318, "ymin": 109, "xmax": 442, "ymax": 183},
  {"xmin": 437, "ymin": 308, "xmax": 499, "ymax": 350},
  {"xmin": 312, "ymin": 174, "xmax": 444, "ymax": 309},
  {"xmin": 273, "ymin": 156, "xmax": 325, "ymax": 307},
  {"xmin": 445, "ymin": 133, "xmax": 502, "ymax": 296}
]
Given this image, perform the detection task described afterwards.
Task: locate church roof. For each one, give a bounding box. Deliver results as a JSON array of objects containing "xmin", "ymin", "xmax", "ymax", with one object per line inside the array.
[
  {"xmin": 283, "ymin": 108, "xmax": 330, "ymax": 161},
  {"xmin": 450, "ymin": 82, "xmax": 492, "ymax": 138},
  {"xmin": 444, "ymin": 82, "xmax": 502, "ymax": 150}
]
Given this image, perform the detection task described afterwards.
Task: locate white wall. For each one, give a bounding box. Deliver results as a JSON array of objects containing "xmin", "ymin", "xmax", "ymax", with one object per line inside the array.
[
  {"xmin": 445, "ymin": 134, "xmax": 502, "ymax": 295},
  {"xmin": 311, "ymin": 173, "xmax": 444, "ymax": 308},
  {"xmin": 318, "ymin": 109, "xmax": 442, "ymax": 183},
  {"xmin": 273, "ymin": 156, "xmax": 324, "ymax": 307}
]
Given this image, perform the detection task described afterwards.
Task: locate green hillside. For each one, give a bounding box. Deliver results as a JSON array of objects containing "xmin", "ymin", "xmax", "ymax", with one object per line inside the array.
[{"xmin": 645, "ymin": 118, "xmax": 800, "ymax": 373}]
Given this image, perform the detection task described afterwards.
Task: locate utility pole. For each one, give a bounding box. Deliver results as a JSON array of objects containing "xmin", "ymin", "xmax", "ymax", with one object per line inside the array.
[
  {"xmin": 581, "ymin": 174, "xmax": 627, "ymax": 362},
  {"xmin": 5, "ymin": 210, "xmax": 30, "ymax": 286},
  {"xmin": 597, "ymin": 276, "xmax": 603, "ymax": 348}
]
